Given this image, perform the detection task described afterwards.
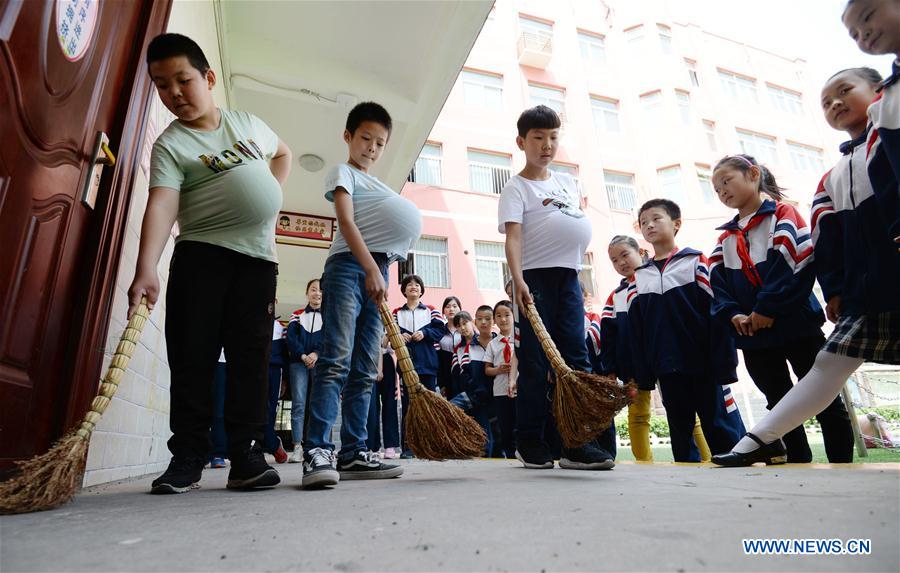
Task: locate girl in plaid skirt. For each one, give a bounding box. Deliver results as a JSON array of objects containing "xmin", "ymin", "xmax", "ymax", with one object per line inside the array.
[{"xmin": 714, "ymin": 59, "xmax": 899, "ymax": 466}]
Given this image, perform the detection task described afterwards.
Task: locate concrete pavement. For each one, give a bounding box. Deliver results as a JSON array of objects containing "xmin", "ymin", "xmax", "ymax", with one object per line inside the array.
[{"xmin": 1, "ymin": 459, "xmax": 898, "ymax": 572}]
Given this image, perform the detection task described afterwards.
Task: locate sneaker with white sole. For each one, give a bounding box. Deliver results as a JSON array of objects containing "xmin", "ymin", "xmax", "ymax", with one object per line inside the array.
[
  {"xmin": 302, "ymin": 447, "xmax": 339, "ymax": 489},
  {"xmin": 288, "ymin": 444, "xmax": 304, "ymax": 464},
  {"xmin": 151, "ymin": 456, "xmax": 204, "ymax": 494},
  {"xmin": 337, "ymin": 451, "xmax": 404, "ymax": 480},
  {"xmin": 559, "ymin": 441, "xmax": 615, "ymax": 470},
  {"xmin": 382, "ymin": 447, "xmax": 399, "ymax": 459}
]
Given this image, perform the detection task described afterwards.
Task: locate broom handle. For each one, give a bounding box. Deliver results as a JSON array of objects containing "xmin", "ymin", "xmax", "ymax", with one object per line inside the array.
[
  {"xmin": 75, "ymin": 296, "xmax": 151, "ymax": 440},
  {"xmin": 377, "ymin": 301, "xmax": 423, "ymax": 393},
  {"xmin": 521, "ymin": 302, "xmax": 573, "ymax": 377}
]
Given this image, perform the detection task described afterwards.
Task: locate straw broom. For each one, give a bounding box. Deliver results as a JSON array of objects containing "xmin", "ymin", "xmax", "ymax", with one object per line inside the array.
[
  {"xmin": 378, "ymin": 302, "xmax": 486, "ymax": 460},
  {"xmin": 0, "ymin": 298, "xmax": 151, "ymax": 514},
  {"xmin": 520, "ymin": 302, "xmax": 635, "ymax": 448}
]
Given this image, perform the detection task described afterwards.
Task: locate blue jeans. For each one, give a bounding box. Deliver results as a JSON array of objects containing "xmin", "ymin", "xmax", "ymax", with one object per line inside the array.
[
  {"xmin": 289, "ymin": 362, "xmax": 312, "ymax": 446},
  {"xmin": 516, "ymin": 268, "xmax": 592, "ymax": 443},
  {"xmin": 367, "ymin": 353, "xmax": 401, "ymax": 450},
  {"xmin": 306, "ymin": 252, "xmax": 389, "ymax": 461}
]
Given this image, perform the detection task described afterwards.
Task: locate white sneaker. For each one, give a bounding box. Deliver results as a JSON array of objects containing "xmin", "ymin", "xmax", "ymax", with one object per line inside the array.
[
  {"xmin": 288, "ymin": 444, "xmax": 303, "ymax": 464},
  {"xmin": 383, "ymin": 447, "xmax": 399, "ymax": 459}
]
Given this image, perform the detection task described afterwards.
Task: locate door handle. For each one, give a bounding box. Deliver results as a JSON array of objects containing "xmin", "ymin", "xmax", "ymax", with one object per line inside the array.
[{"xmin": 81, "ymin": 132, "xmax": 115, "ymax": 209}]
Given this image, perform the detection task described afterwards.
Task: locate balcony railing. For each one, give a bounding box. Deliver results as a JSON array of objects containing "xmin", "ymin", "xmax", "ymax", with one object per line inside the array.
[
  {"xmin": 517, "ymin": 30, "xmax": 553, "ymax": 68},
  {"xmin": 606, "ymin": 183, "xmax": 637, "ymax": 211},
  {"xmin": 469, "ymin": 162, "xmax": 512, "ymax": 195},
  {"xmin": 408, "ymin": 156, "xmax": 442, "ymax": 186}
]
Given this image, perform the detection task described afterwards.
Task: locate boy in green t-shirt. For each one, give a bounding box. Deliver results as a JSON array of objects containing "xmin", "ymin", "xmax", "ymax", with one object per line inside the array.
[{"xmin": 127, "ymin": 33, "xmax": 292, "ymax": 494}]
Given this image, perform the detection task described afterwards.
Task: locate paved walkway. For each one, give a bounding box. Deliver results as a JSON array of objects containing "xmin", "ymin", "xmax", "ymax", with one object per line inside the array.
[{"xmin": 2, "ymin": 459, "xmax": 898, "ymax": 572}]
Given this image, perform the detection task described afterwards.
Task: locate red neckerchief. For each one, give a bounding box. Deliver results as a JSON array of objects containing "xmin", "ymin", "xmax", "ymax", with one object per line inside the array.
[
  {"xmin": 725, "ymin": 215, "xmax": 766, "ymax": 287},
  {"xmin": 500, "ymin": 336, "xmax": 512, "ymax": 363}
]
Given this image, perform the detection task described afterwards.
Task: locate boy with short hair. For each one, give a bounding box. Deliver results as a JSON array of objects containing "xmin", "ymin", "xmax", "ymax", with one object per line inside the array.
[
  {"xmin": 302, "ymin": 102, "xmax": 422, "ymax": 489},
  {"xmin": 449, "ymin": 311, "xmax": 494, "ymax": 453},
  {"xmin": 129, "ymin": 33, "xmax": 292, "ymax": 494},
  {"xmin": 628, "ymin": 198, "xmax": 746, "ymax": 462},
  {"xmin": 498, "ymin": 105, "xmax": 613, "ymax": 470}
]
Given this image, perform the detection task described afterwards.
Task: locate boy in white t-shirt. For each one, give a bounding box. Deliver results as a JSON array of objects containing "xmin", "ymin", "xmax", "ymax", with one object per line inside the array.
[{"xmin": 498, "ymin": 105, "xmax": 613, "ymax": 470}]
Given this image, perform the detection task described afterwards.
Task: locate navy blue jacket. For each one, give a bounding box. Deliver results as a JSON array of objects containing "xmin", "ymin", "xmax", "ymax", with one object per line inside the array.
[
  {"xmin": 393, "ymin": 302, "xmax": 446, "ymax": 377},
  {"xmin": 811, "ymin": 124, "xmax": 900, "ymax": 317},
  {"xmin": 286, "ymin": 305, "xmax": 323, "ymax": 363},
  {"xmin": 867, "ymin": 60, "xmax": 900, "ymax": 242},
  {"xmin": 269, "ymin": 320, "xmax": 288, "ymax": 367},
  {"xmin": 627, "ymin": 247, "xmax": 738, "ymax": 387},
  {"xmin": 598, "ymin": 278, "xmax": 653, "ymax": 389},
  {"xmin": 709, "ymin": 199, "xmax": 825, "ymax": 349},
  {"xmin": 454, "ymin": 334, "xmax": 493, "ymax": 406}
]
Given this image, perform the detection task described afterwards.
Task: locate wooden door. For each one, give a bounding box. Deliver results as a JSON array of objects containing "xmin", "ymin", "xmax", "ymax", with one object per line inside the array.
[{"xmin": 0, "ymin": 0, "xmax": 170, "ymax": 471}]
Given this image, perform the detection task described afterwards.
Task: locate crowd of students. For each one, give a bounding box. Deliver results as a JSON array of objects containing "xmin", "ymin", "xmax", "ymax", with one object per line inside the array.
[{"xmin": 129, "ymin": 0, "xmax": 899, "ymax": 495}]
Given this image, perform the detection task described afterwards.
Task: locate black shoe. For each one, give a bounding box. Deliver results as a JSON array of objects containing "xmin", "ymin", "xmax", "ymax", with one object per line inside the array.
[
  {"xmin": 226, "ymin": 443, "xmax": 281, "ymax": 489},
  {"xmin": 338, "ymin": 451, "xmax": 404, "ymax": 480},
  {"xmin": 399, "ymin": 449, "xmax": 415, "ymax": 459},
  {"xmin": 560, "ymin": 441, "xmax": 615, "ymax": 470},
  {"xmin": 150, "ymin": 456, "xmax": 204, "ymax": 494},
  {"xmin": 302, "ymin": 447, "xmax": 340, "ymax": 489},
  {"xmin": 712, "ymin": 433, "xmax": 787, "ymax": 467},
  {"xmin": 515, "ymin": 438, "xmax": 554, "ymax": 469}
]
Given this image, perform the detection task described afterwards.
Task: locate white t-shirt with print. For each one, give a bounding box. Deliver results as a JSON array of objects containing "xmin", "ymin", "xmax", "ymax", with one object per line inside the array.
[{"xmin": 497, "ymin": 172, "xmax": 592, "ymax": 271}]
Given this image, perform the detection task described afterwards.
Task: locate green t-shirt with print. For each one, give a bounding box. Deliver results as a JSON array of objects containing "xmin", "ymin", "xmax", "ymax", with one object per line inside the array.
[{"xmin": 149, "ymin": 109, "xmax": 282, "ymax": 262}]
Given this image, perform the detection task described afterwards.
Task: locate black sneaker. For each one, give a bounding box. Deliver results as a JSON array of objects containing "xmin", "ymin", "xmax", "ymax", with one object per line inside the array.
[
  {"xmin": 226, "ymin": 443, "xmax": 281, "ymax": 489},
  {"xmin": 150, "ymin": 457, "xmax": 204, "ymax": 494},
  {"xmin": 302, "ymin": 447, "xmax": 340, "ymax": 489},
  {"xmin": 399, "ymin": 449, "xmax": 415, "ymax": 459},
  {"xmin": 515, "ymin": 438, "xmax": 554, "ymax": 469},
  {"xmin": 559, "ymin": 441, "xmax": 615, "ymax": 470},
  {"xmin": 337, "ymin": 451, "xmax": 404, "ymax": 480}
]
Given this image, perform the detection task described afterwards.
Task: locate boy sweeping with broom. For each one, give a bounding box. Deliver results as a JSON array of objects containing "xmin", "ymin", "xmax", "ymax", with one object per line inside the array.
[{"xmin": 499, "ymin": 105, "xmax": 614, "ymax": 470}]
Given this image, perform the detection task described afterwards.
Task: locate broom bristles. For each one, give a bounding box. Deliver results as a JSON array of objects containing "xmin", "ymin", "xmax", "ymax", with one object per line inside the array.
[
  {"xmin": 553, "ymin": 371, "xmax": 636, "ymax": 448},
  {"xmin": 0, "ymin": 432, "xmax": 88, "ymax": 514},
  {"xmin": 405, "ymin": 388, "xmax": 487, "ymax": 460}
]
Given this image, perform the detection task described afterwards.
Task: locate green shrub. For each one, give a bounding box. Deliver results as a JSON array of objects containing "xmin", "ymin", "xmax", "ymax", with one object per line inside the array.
[{"xmin": 859, "ymin": 405, "xmax": 900, "ymax": 422}]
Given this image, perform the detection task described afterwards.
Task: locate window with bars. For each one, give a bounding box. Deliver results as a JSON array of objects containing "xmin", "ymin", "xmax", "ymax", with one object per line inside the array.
[
  {"xmin": 461, "ymin": 70, "xmax": 503, "ymax": 109},
  {"xmin": 590, "ymin": 96, "xmax": 620, "ymax": 133},
  {"xmin": 657, "ymin": 24, "xmax": 673, "ymax": 54},
  {"xmin": 788, "ymin": 142, "xmax": 825, "ymax": 172},
  {"xmin": 397, "ymin": 236, "xmax": 449, "ymax": 288},
  {"xmin": 685, "ymin": 59, "xmax": 700, "ymax": 86},
  {"xmin": 579, "ymin": 254, "xmax": 596, "ymax": 297},
  {"xmin": 529, "ymin": 84, "xmax": 566, "ymax": 121},
  {"xmin": 468, "ymin": 150, "xmax": 512, "ymax": 195},
  {"xmin": 408, "ymin": 143, "xmax": 442, "ymax": 185},
  {"xmin": 676, "ymin": 91, "xmax": 691, "ymax": 125},
  {"xmin": 604, "ymin": 171, "xmax": 637, "ymax": 211},
  {"xmin": 696, "ymin": 165, "xmax": 716, "ymax": 204},
  {"xmin": 658, "ymin": 166, "xmax": 686, "ymax": 203},
  {"xmin": 703, "ymin": 120, "xmax": 717, "ymax": 152},
  {"xmin": 718, "ymin": 70, "xmax": 758, "ymax": 103},
  {"xmin": 578, "ymin": 31, "xmax": 606, "ymax": 64},
  {"xmin": 768, "ymin": 85, "xmax": 803, "ymax": 115},
  {"xmin": 474, "ymin": 241, "xmax": 510, "ymax": 291},
  {"xmin": 737, "ymin": 129, "xmax": 778, "ymax": 165}
]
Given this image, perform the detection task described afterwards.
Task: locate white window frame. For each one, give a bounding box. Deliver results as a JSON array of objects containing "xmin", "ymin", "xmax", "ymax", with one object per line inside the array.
[
  {"xmin": 657, "ymin": 24, "xmax": 673, "ymax": 54},
  {"xmin": 604, "ymin": 171, "xmax": 637, "ymax": 212},
  {"xmin": 718, "ymin": 70, "xmax": 758, "ymax": 103},
  {"xmin": 640, "ymin": 91, "xmax": 663, "ymax": 125},
  {"xmin": 703, "ymin": 120, "xmax": 717, "ymax": 151},
  {"xmin": 409, "ymin": 143, "xmax": 442, "ymax": 186},
  {"xmin": 696, "ymin": 165, "xmax": 716, "ymax": 204},
  {"xmin": 404, "ymin": 236, "xmax": 450, "ymax": 288},
  {"xmin": 768, "ymin": 85, "xmax": 803, "ymax": 115},
  {"xmin": 468, "ymin": 150, "xmax": 512, "ymax": 195},
  {"xmin": 529, "ymin": 83, "xmax": 566, "ymax": 121},
  {"xmin": 676, "ymin": 91, "xmax": 691, "ymax": 125},
  {"xmin": 685, "ymin": 58, "xmax": 700, "ymax": 86},
  {"xmin": 787, "ymin": 142, "xmax": 825, "ymax": 173},
  {"xmin": 625, "ymin": 25, "xmax": 644, "ymax": 45},
  {"xmin": 461, "ymin": 70, "xmax": 503, "ymax": 110},
  {"xmin": 657, "ymin": 165, "xmax": 686, "ymax": 204},
  {"xmin": 590, "ymin": 96, "xmax": 620, "ymax": 134},
  {"xmin": 579, "ymin": 253, "xmax": 597, "ymax": 297},
  {"xmin": 474, "ymin": 241, "xmax": 510, "ymax": 291},
  {"xmin": 736, "ymin": 129, "xmax": 778, "ymax": 165},
  {"xmin": 578, "ymin": 31, "xmax": 606, "ymax": 64}
]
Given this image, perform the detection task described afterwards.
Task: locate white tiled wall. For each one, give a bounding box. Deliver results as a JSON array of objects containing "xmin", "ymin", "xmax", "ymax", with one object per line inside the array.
[{"xmin": 83, "ymin": 0, "xmax": 226, "ymax": 487}]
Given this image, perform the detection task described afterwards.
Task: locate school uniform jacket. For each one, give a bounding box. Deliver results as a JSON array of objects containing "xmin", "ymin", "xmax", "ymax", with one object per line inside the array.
[
  {"xmin": 454, "ymin": 335, "xmax": 493, "ymax": 406},
  {"xmin": 599, "ymin": 278, "xmax": 651, "ymax": 389},
  {"xmin": 866, "ymin": 59, "xmax": 900, "ymax": 243},
  {"xmin": 286, "ymin": 305, "xmax": 323, "ymax": 363},
  {"xmin": 583, "ymin": 311, "xmax": 602, "ymax": 374},
  {"xmin": 392, "ymin": 303, "xmax": 446, "ymax": 376},
  {"xmin": 709, "ymin": 199, "xmax": 824, "ymax": 350},
  {"xmin": 627, "ymin": 247, "xmax": 738, "ymax": 388},
  {"xmin": 437, "ymin": 329, "xmax": 461, "ymax": 395},
  {"xmin": 811, "ymin": 126, "xmax": 900, "ymax": 317}
]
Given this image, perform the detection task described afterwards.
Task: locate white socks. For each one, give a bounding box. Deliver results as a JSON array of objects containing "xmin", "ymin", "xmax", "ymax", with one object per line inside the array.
[{"xmin": 733, "ymin": 351, "xmax": 864, "ymax": 454}]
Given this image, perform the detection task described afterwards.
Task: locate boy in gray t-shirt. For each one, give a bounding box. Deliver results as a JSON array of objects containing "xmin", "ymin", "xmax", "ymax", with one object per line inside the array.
[
  {"xmin": 128, "ymin": 34, "xmax": 292, "ymax": 494},
  {"xmin": 301, "ymin": 102, "xmax": 421, "ymax": 489}
]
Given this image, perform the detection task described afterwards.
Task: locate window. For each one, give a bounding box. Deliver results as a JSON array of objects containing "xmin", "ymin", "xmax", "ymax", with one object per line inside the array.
[
  {"xmin": 475, "ymin": 241, "xmax": 510, "ymax": 291},
  {"xmin": 400, "ymin": 237, "xmax": 449, "ymax": 288},
  {"xmin": 718, "ymin": 70, "xmax": 758, "ymax": 103},
  {"xmin": 657, "ymin": 24, "xmax": 672, "ymax": 54},
  {"xmin": 703, "ymin": 120, "xmax": 717, "ymax": 151},
  {"xmin": 579, "ymin": 254, "xmax": 596, "ymax": 297},
  {"xmin": 549, "ymin": 162, "xmax": 579, "ymax": 188},
  {"xmin": 468, "ymin": 150, "xmax": 512, "ymax": 195},
  {"xmin": 590, "ymin": 96, "xmax": 620, "ymax": 133},
  {"xmin": 788, "ymin": 142, "xmax": 825, "ymax": 173},
  {"xmin": 604, "ymin": 171, "xmax": 637, "ymax": 211},
  {"xmin": 685, "ymin": 58, "xmax": 700, "ymax": 86},
  {"xmin": 737, "ymin": 129, "xmax": 778, "ymax": 164},
  {"xmin": 461, "ymin": 70, "xmax": 503, "ymax": 109},
  {"xmin": 408, "ymin": 143, "xmax": 442, "ymax": 185},
  {"xmin": 768, "ymin": 85, "xmax": 803, "ymax": 115},
  {"xmin": 578, "ymin": 31, "xmax": 606, "ymax": 64},
  {"xmin": 640, "ymin": 91, "xmax": 663, "ymax": 125},
  {"xmin": 625, "ymin": 25, "xmax": 644, "ymax": 45},
  {"xmin": 519, "ymin": 16, "xmax": 553, "ymax": 49},
  {"xmin": 657, "ymin": 166, "xmax": 686, "ymax": 203},
  {"xmin": 529, "ymin": 84, "xmax": 566, "ymax": 120},
  {"xmin": 696, "ymin": 165, "xmax": 715, "ymax": 204},
  {"xmin": 676, "ymin": 91, "xmax": 691, "ymax": 125}
]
